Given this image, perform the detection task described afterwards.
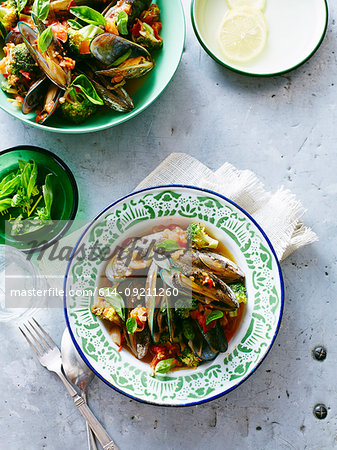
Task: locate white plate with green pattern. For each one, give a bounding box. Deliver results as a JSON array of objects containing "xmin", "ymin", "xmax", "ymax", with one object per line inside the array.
[{"xmin": 64, "ymin": 185, "xmax": 284, "ymax": 406}]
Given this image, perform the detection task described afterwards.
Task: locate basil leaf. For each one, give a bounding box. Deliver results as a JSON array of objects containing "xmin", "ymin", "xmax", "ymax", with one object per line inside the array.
[
  {"xmin": 70, "ymin": 6, "xmax": 106, "ymax": 26},
  {"xmin": 126, "ymin": 317, "xmax": 137, "ymax": 334},
  {"xmin": 0, "ymin": 173, "xmax": 20, "ymax": 199},
  {"xmin": 156, "ymin": 239, "xmax": 182, "ymax": 252},
  {"xmin": 0, "ymin": 20, "xmax": 7, "ymax": 40},
  {"xmin": 205, "ymin": 310, "xmax": 223, "ymax": 326},
  {"xmin": 38, "ymin": 27, "xmax": 53, "ymax": 53},
  {"xmin": 26, "ymin": 160, "xmax": 38, "ymax": 199},
  {"xmin": 155, "ymin": 358, "xmax": 176, "ymax": 375},
  {"xmin": 20, "ymin": 160, "xmax": 32, "ymax": 192},
  {"xmin": 117, "ymin": 10, "xmax": 128, "ymax": 35},
  {"xmin": 32, "ymin": 0, "xmax": 50, "ymax": 21},
  {"xmin": 67, "ymin": 19, "xmax": 82, "ymax": 30},
  {"xmin": 0, "ymin": 198, "xmax": 12, "ymax": 213},
  {"xmin": 42, "ymin": 173, "xmax": 53, "ymax": 218},
  {"xmin": 16, "ymin": 0, "xmax": 28, "ymax": 12},
  {"xmin": 100, "ymin": 288, "xmax": 125, "ymax": 321},
  {"xmin": 79, "ymin": 24, "xmax": 104, "ymax": 40},
  {"xmin": 71, "ymin": 74, "xmax": 104, "ymax": 105}
]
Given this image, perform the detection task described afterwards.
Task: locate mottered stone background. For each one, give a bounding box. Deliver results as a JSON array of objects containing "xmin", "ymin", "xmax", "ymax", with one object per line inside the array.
[{"xmin": 1, "ymin": 0, "xmax": 336, "ymax": 448}]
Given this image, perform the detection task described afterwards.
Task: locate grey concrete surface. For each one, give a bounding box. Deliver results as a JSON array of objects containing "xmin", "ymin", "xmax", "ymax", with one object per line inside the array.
[{"xmin": 1, "ymin": 0, "xmax": 337, "ymax": 449}]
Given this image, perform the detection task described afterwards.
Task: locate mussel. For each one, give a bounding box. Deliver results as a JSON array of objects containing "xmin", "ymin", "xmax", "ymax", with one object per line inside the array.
[
  {"xmin": 119, "ymin": 278, "xmax": 151, "ymax": 359},
  {"xmin": 90, "ymin": 33, "xmax": 154, "ymax": 79},
  {"xmin": 78, "ymin": 63, "xmax": 134, "ymax": 112},
  {"xmin": 18, "ymin": 22, "xmax": 71, "ymax": 89},
  {"xmin": 161, "ymin": 265, "xmax": 239, "ymax": 311},
  {"xmin": 187, "ymin": 321, "xmax": 228, "ymax": 362},
  {"xmin": 103, "ymin": 0, "xmax": 151, "ymax": 29},
  {"xmin": 22, "ymin": 77, "xmax": 61, "ymax": 124},
  {"xmin": 178, "ymin": 249, "xmax": 245, "ymax": 284}
]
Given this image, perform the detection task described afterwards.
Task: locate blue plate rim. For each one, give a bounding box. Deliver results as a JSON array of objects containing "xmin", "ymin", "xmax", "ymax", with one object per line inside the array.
[{"xmin": 63, "ymin": 184, "xmax": 284, "ymax": 407}]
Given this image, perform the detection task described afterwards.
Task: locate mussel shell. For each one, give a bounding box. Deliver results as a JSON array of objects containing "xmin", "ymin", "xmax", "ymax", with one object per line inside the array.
[
  {"xmin": 90, "ymin": 33, "xmax": 151, "ymax": 66},
  {"xmin": 195, "ymin": 321, "xmax": 228, "ymax": 353},
  {"xmin": 5, "ymin": 30, "xmax": 23, "ymax": 45},
  {"xmin": 18, "ymin": 22, "xmax": 70, "ymax": 89},
  {"xmin": 22, "ymin": 77, "xmax": 48, "ymax": 114},
  {"xmin": 103, "ymin": 0, "xmax": 152, "ymax": 26},
  {"xmin": 197, "ymin": 251, "xmax": 245, "ymax": 283},
  {"xmin": 187, "ymin": 322, "xmax": 219, "ymax": 362},
  {"xmin": 91, "ymin": 79, "xmax": 134, "ymax": 112},
  {"xmin": 124, "ymin": 320, "xmax": 151, "ymax": 360},
  {"xmin": 172, "ymin": 261, "xmax": 239, "ymax": 310},
  {"xmin": 36, "ymin": 84, "xmax": 61, "ymax": 124},
  {"xmin": 96, "ymin": 58, "xmax": 153, "ymax": 79}
]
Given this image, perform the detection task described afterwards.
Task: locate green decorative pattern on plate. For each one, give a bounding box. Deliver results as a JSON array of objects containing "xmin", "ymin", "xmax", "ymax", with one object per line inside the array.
[{"xmin": 65, "ymin": 186, "xmax": 283, "ymax": 406}]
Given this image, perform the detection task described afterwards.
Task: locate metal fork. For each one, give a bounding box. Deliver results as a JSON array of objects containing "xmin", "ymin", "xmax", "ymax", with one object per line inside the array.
[{"xmin": 19, "ymin": 318, "xmax": 119, "ymax": 450}]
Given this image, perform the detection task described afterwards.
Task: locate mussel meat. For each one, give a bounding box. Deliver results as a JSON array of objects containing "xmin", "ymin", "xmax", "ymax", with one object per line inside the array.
[
  {"xmin": 22, "ymin": 77, "xmax": 61, "ymax": 124},
  {"xmin": 90, "ymin": 33, "xmax": 154, "ymax": 79},
  {"xmin": 178, "ymin": 249, "xmax": 245, "ymax": 284},
  {"xmin": 161, "ymin": 265, "xmax": 239, "ymax": 311}
]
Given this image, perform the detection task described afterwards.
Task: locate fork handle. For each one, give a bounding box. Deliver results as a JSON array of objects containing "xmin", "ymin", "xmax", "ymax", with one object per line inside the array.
[{"xmin": 56, "ymin": 371, "xmax": 119, "ymax": 450}]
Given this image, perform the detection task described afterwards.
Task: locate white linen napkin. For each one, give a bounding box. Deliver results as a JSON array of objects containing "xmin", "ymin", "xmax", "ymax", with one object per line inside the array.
[{"xmin": 38, "ymin": 153, "xmax": 317, "ymax": 295}]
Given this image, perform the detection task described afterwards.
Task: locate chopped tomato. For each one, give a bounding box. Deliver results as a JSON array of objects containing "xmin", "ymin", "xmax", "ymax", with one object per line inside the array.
[
  {"xmin": 45, "ymin": 100, "xmax": 55, "ymax": 114},
  {"xmin": 152, "ymin": 22, "xmax": 162, "ymax": 40},
  {"xmin": 50, "ymin": 22, "xmax": 68, "ymax": 43},
  {"xmin": 111, "ymin": 75, "xmax": 123, "ymax": 84},
  {"xmin": 80, "ymin": 40, "xmax": 91, "ymax": 55},
  {"xmin": 131, "ymin": 19, "xmax": 142, "ymax": 37},
  {"xmin": 67, "ymin": 0, "xmax": 76, "ymax": 12},
  {"xmin": 20, "ymin": 71, "xmax": 31, "ymax": 80}
]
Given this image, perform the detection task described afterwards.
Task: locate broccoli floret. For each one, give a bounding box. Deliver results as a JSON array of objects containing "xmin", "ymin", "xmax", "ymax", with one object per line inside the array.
[
  {"xmin": 179, "ymin": 349, "xmax": 201, "ymax": 368},
  {"xmin": 186, "ymin": 223, "xmax": 218, "ymax": 250},
  {"xmin": 132, "ymin": 20, "xmax": 162, "ymax": 50},
  {"xmin": 91, "ymin": 298, "xmax": 122, "ymax": 325},
  {"xmin": 60, "ymin": 90, "xmax": 97, "ymax": 124},
  {"xmin": 175, "ymin": 298, "xmax": 198, "ymax": 319},
  {"xmin": 67, "ymin": 24, "xmax": 103, "ymax": 59},
  {"xmin": 229, "ymin": 282, "xmax": 247, "ymax": 304},
  {"xmin": 10, "ymin": 43, "xmax": 37, "ymax": 76},
  {"xmin": 0, "ymin": 0, "xmax": 18, "ymax": 32}
]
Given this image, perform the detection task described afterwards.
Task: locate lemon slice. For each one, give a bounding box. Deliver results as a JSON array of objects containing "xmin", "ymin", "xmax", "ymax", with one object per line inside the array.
[
  {"xmin": 217, "ymin": 9, "xmax": 268, "ymax": 63},
  {"xmin": 226, "ymin": 0, "xmax": 266, "ymax": 11}
]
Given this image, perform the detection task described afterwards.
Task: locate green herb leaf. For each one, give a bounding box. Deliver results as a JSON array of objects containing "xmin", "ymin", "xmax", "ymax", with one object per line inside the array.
[
  {"xmin": 182, "ymin": 319, "xmax": 195, "ymax": 340},
  {"xmin": 0, "ymin": 173, "xmax": 20, "ymax": 199},
  {"xmin": 38, "ymin": 27, "xmax": 53, "ymax": 53},
  {"xmin": 32, "ymin": 0, "xmax": 50, "ymax": 21},
  {"xmin": 116, "ymin": 10, "xmax": 128, "ymax": 35},
  {"xmin": 0, "ymin": 198, "xmax": 12, "ymax": 213},
  {"xmin": 71, "ymin": 74, "xmax": 104, "ymax": 105},
  {"xmin": 155, "ymin": 358, "xmax": 176, "ymax": 375},
  {"xmin": 205, "ymin": 310, "xmax": 223, "ymax": 326},
  {"xmin": 42, "ymin": 173, "xmax": 53, "ymax": 218},
  {"xmin": 156, "ymin": 239, "xmax": 182, "ymax": 252},
  {"xmin": 100, "ymin": 288, "xmax": 125, "ymax": 321},
  {"xmin": 16, "ymin": 0, "xmax": 28, "ymax": 13},
  {"xmin": 67, "ymin": 19, "xmax": 82, "ymax": 29},
  {"xmin": 0, "ymin": 20, "xmax": 7, "ymax": 40},
  {"xmin": 126, "ymin": 317, "xmax": 137, "ymax": 334},
  {"xmin": 26, "ymin": 161, "xmax": 38, "ymax": 199},
  {"xmin": 70, "ymin": 6, "xmax": 106, "ymax": 26}
]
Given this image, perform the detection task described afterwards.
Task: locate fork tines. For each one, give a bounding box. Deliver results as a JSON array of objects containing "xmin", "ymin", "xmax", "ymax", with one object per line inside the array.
[{"xmin": 19, "ymin": 318, "xmax": 56, "ymax": 358}]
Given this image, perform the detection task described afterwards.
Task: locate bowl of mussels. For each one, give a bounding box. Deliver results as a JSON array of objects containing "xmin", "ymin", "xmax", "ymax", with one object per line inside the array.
[
  {"xmin": 0, "ymin": 0, "xmax": 185, "ymax": 133},
  {"xmin": 64, "ymin": 185, "xmax": 284, "ymax": 406}
]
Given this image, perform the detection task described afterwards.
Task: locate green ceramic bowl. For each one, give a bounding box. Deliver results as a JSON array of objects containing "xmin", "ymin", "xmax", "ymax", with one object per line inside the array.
[
  {"xmin": 0, "ymin": 146, "xmax": 78, "ymax": 252},
  {"xmin": 191, "ymin": 0, "xmax": 328, "ymax": 77},
  {"xmin": 64, "ymin": 185, "xmax": 283, "ymax": 406},
  {"xmin": 0, "ymin": 0, "xmax": 185, "ymax": 133}
]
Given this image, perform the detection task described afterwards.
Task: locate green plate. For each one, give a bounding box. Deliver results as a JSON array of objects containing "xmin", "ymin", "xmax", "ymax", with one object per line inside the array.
[
  {"xmin": 0, "ymin": 0, "xmax": 185, "ymax": 133},
  {"xmin": 0, "ymin": 146, "xmax": 78, "ymax": 252},
  {"xmin": 64, "ymin": 185, "xmax": 284, "ymax": 406}
]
